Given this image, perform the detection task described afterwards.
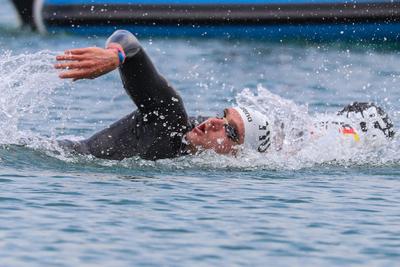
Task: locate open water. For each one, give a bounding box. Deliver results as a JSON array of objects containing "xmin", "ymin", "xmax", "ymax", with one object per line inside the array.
[{"xmin": 0, "ymin": 1, "xmax": 400, "ymax": 266}]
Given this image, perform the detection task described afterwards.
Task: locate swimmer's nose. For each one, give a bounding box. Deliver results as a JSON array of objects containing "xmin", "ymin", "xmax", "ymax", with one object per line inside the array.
[{"xmin": 206, "ymin": 117, "xmax": 225, "ymax": 131}]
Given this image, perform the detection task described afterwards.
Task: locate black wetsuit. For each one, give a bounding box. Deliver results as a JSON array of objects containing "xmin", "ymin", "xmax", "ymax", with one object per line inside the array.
[{"xmin": 60, "ymin": 30, "xmax": 195, "ymax": 160}]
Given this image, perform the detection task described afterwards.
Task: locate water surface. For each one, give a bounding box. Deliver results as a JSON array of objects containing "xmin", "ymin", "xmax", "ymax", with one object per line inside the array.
[{"xmin": 0, "ymin": 1, "xmax": 400, "ymax": 266}]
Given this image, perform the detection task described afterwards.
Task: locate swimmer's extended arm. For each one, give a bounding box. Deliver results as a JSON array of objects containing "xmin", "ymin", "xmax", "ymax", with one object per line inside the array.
[
  {"xmin": 56, "ymin": 30, "xmax": 185, "ymax": 114},
  {"xmin": 106, "ymin": 30, "xmax": 185, "ymax": 114}
]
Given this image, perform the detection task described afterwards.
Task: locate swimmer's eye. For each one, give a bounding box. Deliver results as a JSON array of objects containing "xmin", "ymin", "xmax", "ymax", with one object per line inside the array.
[
  {"xmin": 222, "ymin": 117, "xmax": 239, "ymax": 143},
  {"xmin": 217, "ymin": 109, "xmax": 239, "ymax": 142}
]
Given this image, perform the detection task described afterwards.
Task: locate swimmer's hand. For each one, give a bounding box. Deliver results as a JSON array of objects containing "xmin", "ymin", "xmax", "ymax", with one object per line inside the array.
[{"xmin": 55, "ymin": 47, "xmax": 120, "ymax": 81}]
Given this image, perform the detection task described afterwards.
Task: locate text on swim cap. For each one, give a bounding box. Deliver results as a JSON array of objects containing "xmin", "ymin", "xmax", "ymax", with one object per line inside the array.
[
  {"xmin": 240, "ymin": 107, "xmax": 253, "ymax": 122},
  {"xmin": 258, "ymin": 121, "xmax": 271, "ymax": 153}
]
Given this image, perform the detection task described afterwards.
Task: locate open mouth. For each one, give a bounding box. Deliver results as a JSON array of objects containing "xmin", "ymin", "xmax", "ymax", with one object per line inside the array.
[{"xmin": 194, "ymin": 123, "xmax": 206, "ymax": 135}]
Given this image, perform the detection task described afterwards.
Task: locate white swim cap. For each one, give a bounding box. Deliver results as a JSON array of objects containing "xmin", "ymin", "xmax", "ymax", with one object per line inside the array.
[{"xmin": 233, "ymin": 106, "xmax": 272, "ymax": 152}]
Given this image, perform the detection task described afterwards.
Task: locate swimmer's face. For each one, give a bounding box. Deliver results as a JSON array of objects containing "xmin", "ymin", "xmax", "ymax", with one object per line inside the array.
[{"xmin": 186, "ymin": 108, "xmax": 245, "ymax": 154}]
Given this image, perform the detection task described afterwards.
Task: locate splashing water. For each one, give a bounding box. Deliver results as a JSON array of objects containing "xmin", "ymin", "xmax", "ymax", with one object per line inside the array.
[
  {"xmin": 0, "ymin": 50, "xmax": 64, "ymax": 147},
  {"xmin": 0, "ymin": 51, "xmax": 398, "ymax": 170},
  {"xmin": 229, "ymin": 85, "xmax": 399, "ymax": 169}
]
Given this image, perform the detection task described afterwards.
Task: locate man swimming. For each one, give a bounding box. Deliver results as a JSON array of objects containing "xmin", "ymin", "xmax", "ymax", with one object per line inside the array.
[{"xmin": 55, "ymin": 30, "xmax": 395, "ymax": 160}]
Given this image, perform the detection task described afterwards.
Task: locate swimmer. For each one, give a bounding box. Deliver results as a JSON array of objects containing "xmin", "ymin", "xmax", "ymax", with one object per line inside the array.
[{"xmin": 55, "ymin": 30, "xmax": 395, "ymax": 160}]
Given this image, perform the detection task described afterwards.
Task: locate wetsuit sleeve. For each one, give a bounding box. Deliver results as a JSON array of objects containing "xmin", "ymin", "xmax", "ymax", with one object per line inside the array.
[
  {"xmin": 106, "ymin": 30, "xmax": 184, "ymax": 114},
  {"xmin": 59, "ymin": 30, "xmax": 190, "ymax": 161}
]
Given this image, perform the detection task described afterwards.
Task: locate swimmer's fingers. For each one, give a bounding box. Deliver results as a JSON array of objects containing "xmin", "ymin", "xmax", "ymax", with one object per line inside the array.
[
  {"xmin": 56, "ymin": 54, "xmax": 86, "ymax": 61},
  {"xmin": 64, "ymin": 47, "xmax": 94, "ymax": 55},
  {"xmin": 54, "ymin": 61, "xmax": 94, "ymax": 70},
  {"xmin": 59, "ymin": 68, "xmax": 106, "ymax": 81},
  {"xmin": 56, "ymin": 48, "xmax": 98, "ymax": 61},
  {"xmin": 56, "ymin": 47, "xmax": 118, "ymax": 80}
]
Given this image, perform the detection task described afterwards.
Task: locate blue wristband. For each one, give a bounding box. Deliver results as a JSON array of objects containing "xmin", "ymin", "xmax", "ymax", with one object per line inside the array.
[{"xmin": 117, "ymin": 50, "xmax": 125, "ymax": 65}]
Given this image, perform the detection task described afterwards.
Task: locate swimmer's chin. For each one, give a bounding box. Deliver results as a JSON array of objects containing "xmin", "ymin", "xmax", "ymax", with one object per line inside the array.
[{"xmin": 186, "ymin": 143, "xmax": 241, "ymax": 157}]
